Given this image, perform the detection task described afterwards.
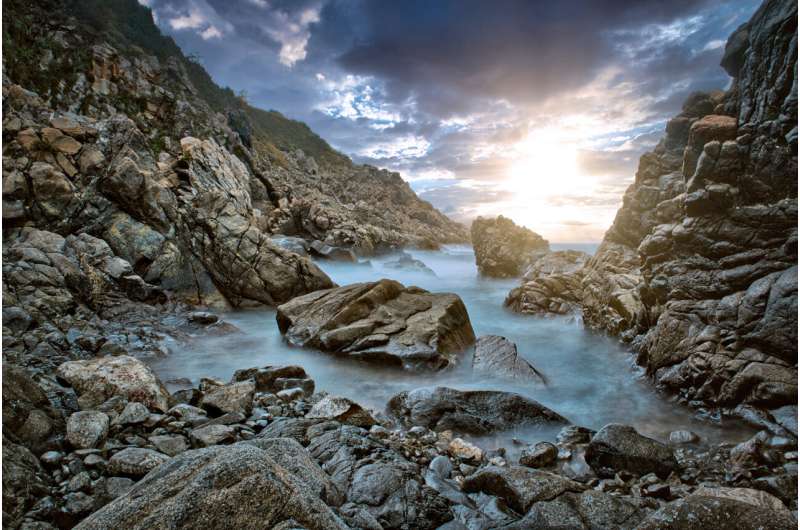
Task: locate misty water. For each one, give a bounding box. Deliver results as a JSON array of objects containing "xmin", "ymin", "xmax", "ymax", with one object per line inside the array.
[{"xmin": 150, "ymin": 244, "xmax": 755, "ymax": 450}]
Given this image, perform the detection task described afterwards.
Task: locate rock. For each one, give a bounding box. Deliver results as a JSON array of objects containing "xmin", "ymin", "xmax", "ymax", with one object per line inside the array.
[
  {"xmin": 669, "ymin": 430, "xmax": 699, "ymax": 445},
  {"xmin": 189, "ymin": 424, "xmax": 236, "ymax": 447},
  {"xmin": 472, "ymin": 335, "xmax": 546, "ymax": 384},
  {"xmin": 305, "ymin": 395, "xmax": 376, "ymax": 428},
  {"xmin": 634, "ymin": 494, "xmax": 796, "ymax": 530},
  {"xmin": 107, "ymin": 448, "xmax": 170, "ymax": 478},
  {"xmin": 40, "ymin": 451, "xmax": 64, "ymax": 467},
  {"xmin": 585, "ymin": 424, "xmax": 678, "ymax": 479},
  {"xmin": 188, "ymin": 311, "xmax": 218, "ymax": 325},
  {"xmin": 277, "ymin": 279, "xmax": 476, "ymax": 370},
  {"xmin": 199, "ymin": 380, "xmax": 255, "ymax": 416},
  {"xmin": 461, "ymin": 465, "xmax": 584, "ymax": 514},
  {"xmin": 505, "ymin": 250, "xmax": 590, "ymax": 316},
  {"xmin": 103, "ymin": 477, "xmax": 135, "ymax": 501},
  {"xmin": 384, "ymin": 253, "xmax": 437, "ymax": 276},
  {"xmin": 277, "ymin": 387, "xmax": 305, "ymax": 402},
  {"xmin": 309, "ymin": 240, "xmax": 357, "ymax": 262},
  {"xmin": 509, "ymin": 490, "xmax": 646, "ymax": 530},
  {"xmin": 3, "ymin": 438, "xmax": 51, "ymax": 527},
  {"xmin": 471, "ymin": 216, "xmax": 549, "ymax": 277},
  {"xmin": 232, "ymin": 365, "xmax": 314, "ymax": 395},
  {"xmin": 57, "ymin": 356, "xmax": 171, "ymax": 412},
  {"xmin": 166, "ymin": 404, "xmax": 208, "ymax": 426},
  {"xmin": 115, "ymin": 402, "xmax": 149, "ymax": 426},
  {"xmin": 148, "ymin": 434, "xmax": 189, "ymax": 457},
  {"xmin": 448, "ymin": 438, "xmax": 483, "ymax": 462},
  {"xmin": 520, "ymin": 442, "xmax": 558, "ymax": 468},
  {"xmin": 387, "ymin": 386, "xmax": 567, "ymax": 435},
  {"xmin": 2, "ymin": 364, "xmax": 63, "ymax": 453},
  {"xmin": 75, "ymin": 444, "xmax": 349, "ymax": 529},
  {"xmin": 67, "ymin": 411, "xmax": 110, "ymax": 449}
]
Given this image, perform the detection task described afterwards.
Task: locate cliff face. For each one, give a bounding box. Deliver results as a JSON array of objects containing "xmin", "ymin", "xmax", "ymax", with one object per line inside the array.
[
  {"xmin": 510, "ymin": 0, "xmax": 798, "ymax": 413},
  {"xmin": 1, "ymin": 0, "xmax": 466, "ymax": 309}
]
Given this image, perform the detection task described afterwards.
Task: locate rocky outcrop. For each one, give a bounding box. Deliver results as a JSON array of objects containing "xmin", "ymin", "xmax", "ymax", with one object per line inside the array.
[
  {"xmin": 505, "ymin": 250, "xmax": 590, "ymax": 315},
  {"xmin": 471, "ymin": 216, "xmax": 550, "ymax": 277},
  {"xmin": 386, "ymin": 386, "xmax": 567, "ymax": 434},
  {"xmin": 508, "ymin": 0, "xmax": 798, "ymax": 414},
  {"xmin": 276, "ymin": 280, "xmax": 476, "ymax": 370},
  {"xmin": 472, "ymin": 335, "xmax": 546, "ymax": 384}
]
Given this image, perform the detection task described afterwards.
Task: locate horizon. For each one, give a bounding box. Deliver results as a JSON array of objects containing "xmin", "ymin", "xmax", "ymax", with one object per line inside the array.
[{"xmin": 139, "ymin": 0, "xmax": 759, "ymax": 242}]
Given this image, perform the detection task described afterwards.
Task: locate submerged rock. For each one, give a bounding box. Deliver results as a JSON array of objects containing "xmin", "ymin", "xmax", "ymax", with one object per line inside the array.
[
  {"xmin": 276, "ymin": 279, "xmax": 476, "ymax": 370},
  {"xmin": 471, "ymin": 215, "xmax": 550, "ymax": 277},
  {"xmin": 387, "ymin": 386, "xmax": 568, "ymax": 435},
  {"xmin": 472, "ymin": 335, "xmax": 546, "ymax": 384}
]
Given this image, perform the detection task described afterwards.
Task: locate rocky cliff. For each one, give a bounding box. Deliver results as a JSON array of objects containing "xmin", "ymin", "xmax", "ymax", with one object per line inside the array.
[
  {"xmin": 471, "ymin": 216, "xmax": 550, "ymax": 277},
  {"xmin": 509, "ymin": 0, "xmax": 798, "ymax": 415}
]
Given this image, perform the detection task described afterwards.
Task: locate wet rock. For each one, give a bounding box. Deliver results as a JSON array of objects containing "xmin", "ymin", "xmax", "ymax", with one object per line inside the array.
[
  {"xmin": 277, "ymin": 279, "xmax": 476, "ymax": 370},
  {"xmin": 471, "ymin": 215, "xmax": 550, "ymax": 277},
  {"xmin": 387, "ymin": 386, "xmax": 567, "ymax": 435},
  {"xmin": 188, "ymin": 311, "xmax": 218, "ymax": 325},
  {"xmin": 57, "ymin": 356, "xmax": 171, "ymax": 412},
  {"xmin": 505, "ymin": 250, "xmax": 590, "ymax": 316},
  {"xmin": 384, "ymin": 253, "xmax": 437, "ymax": 276},
  {"xmin": 107, "ymin": 448, "xmax": 169, "ymax": 478},
  {"xmin": 199, "ymin": 380, "xmax": 255, "ymax": 416},
  {"xmin": 669, "ymin": 430, "xmax": 699, "ymax": 445},
  {"xmin": 472, "ymin": 335, "xmax": 546, "ymax": 384},
  {"xmin": 461, "ymin": 465, "xmax": 585, "ymax": 514},
  {"xmin": 306, "ymin": 395, "xmax": 376, "ymax": 428},
  {"xmin": 309, "ymin": 240, "xmax": 357, "ymax": 262},
  {"xmin": 232, "ymin": 365, "xmax": 314, "ymax": 395},
  {"xmin": 75, "ymin": 444, "xmax": 349, "ymax": 529},
  {"xmin": 67, "ymin": 411, "xmax": 109, "ymax": 449},
  {"xmin": 585, "ymin": 424, "xmax": 678, "ymax": 479},
  {"xmin": 520, "ymin": 442, "xmax": 558, "ymax": 468}
]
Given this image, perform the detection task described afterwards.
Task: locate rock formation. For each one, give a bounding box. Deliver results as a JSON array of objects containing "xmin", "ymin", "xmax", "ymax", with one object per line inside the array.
[
  {"xmin": 471, "ymin": 215, "xmax": 550, "ymax": 277},
  {"xmin": 507, "ymin": 0, "xmax": 798, "ymax": 417},
  {"xmin": 276, "ymin": 280, "xmax": 476, "ymax": 370},
  {"xmin": 505, "ymin": 250, "xmax": 591, "ymax": 315}
]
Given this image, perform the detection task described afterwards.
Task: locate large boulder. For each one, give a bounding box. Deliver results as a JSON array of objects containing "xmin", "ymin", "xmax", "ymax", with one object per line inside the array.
[
  {"xmin": 471, "ymin": 216, "xmax": 550, "ymax": 277},
  {"xmin": 56, "ymin": 355, "xmax": 171, "ymax": 412},
  {"xmin": 585, "ymin": 424, "xmax": 678, "ymax": 479},
  {"xmin": 276, "ymin": 279, "xmax": 476, "ymax": 370},
  {"xmin": 387, "ymin": 386, "xmax": 567, "ymax": 435},
  {"xmin": 472, "ymin": 335, "xmax": 546, "ymax": 384},
  {"xmin": 75, "ymin": 443, "xmax": 349, "ymax": 529}
]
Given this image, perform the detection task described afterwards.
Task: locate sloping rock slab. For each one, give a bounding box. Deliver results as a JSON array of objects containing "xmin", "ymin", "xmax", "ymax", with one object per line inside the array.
[
  {"xmin": 387, "ymin": 386, "xmax": 567, "ymax": 435},
  {"xmin": 472, "ymin": 335, "xmax": 546, "ymax": 384},
  {"xmin": 277, "ymin": 279, "xmax": 475, "ymax": 370},
  {"xmin": 75, "ymin": 443, "xmax": 349, "ymax": 530},
  {"xmin": 633, "ymin": 494, "xmax": 796, "ymax": 530}
]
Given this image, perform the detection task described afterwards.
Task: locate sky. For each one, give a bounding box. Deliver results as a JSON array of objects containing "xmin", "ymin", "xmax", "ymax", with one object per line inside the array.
[{"xmin": 139, "ymin": 0, "xmax": 760, "ymax": 242}]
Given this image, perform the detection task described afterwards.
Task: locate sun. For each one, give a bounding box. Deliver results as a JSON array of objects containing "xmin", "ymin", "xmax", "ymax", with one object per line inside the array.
[{"xmin": 506, "ymin": 132, "xmax": 589, "ymax": 198}]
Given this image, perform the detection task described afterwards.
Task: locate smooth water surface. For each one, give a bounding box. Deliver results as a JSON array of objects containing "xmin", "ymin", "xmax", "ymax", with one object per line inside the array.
[{"xmin": 150, "ymin": 244, "xmax": 754, "ymax": 447}]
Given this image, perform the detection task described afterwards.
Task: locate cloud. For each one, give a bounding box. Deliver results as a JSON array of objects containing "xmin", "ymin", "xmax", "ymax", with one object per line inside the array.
[{"xmin": 264, "ymin": 5, "xmax": 321, "ymax": 66}]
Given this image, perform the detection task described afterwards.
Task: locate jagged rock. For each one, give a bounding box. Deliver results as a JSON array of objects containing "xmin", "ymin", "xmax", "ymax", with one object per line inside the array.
[
  {"xmin": 277, "ymin": 279, "xmax": 476, "ymax": 370},
  {"xmin": 461, "ymin": 465, "xmax": 585, "ymax": 514},
  {"xmin": 107, "ymin": 448, "xmax": 169, "ymax": 478},
  {"xmin": 232, "ymin": 365, "xmax": 314, "ymax": 396},
  {"xmin": 199, "ymin": 380, "xmax": 255, "ymax": 416},
  {"xmin": 309, "ymin": 240, "xmax": 357, "ymax": 262},
  {"xmin": 306, "ymin": 395, "xmax": 376, "ymax": 428},
  {"xmin": 66, "ymin": 411, "xmax": 109, "ymax": 449},
  {"xmin": 2, "ymin": 364, "xmax": 64, "ymax": 453},
  {"xmin": 585, "ymin": 424, "xmax": 678, "ymax": 479},
  {"xmin": 472, "ymin": 335, "xmax": 545, "ymax": 384},
  {"xmin": 519, "ymin": 442, "xmax": 558, "ymax": 468},
  {"xmin": 471, "ymin": 216, "xmax": 550, "ymax": 277},
  {"xmin": 57, "ymin": 356, "xmax": 171, "ymax": 412},
  {"xmin": 505, "ymin": 250, "xmax": 590, "ymax": 315},
  {"xmin": 76, "ymin": 444, "xmax": 349, "ymax": 530},
  {"xmin": 384, "ymin": 253, "xmax": 437, "ymax": 276},
  {"xmin": 387, "ymin": 387, "xmax": 567, "ymax": 435}
]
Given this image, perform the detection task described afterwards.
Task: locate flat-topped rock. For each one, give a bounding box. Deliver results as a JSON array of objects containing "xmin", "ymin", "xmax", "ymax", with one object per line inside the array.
[
  {"xmin": 276, "ymin": 279, "xmax": 475, "ymax": 370},
  {"xmin": 387, "ymin": 386, "xmax": 568, "ymax": 435}
]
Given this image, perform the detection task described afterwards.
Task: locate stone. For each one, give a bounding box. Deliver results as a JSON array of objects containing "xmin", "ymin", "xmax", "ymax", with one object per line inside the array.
[
  {"xmin": 104, "ymin": 477, "xmax": 135, "ymax": 500},
  {"xmin": 148, "ymin": 434, "xmax": 189, "ymax": 457},
  {"xmin": 107, "ymin": 448, "xmax": 169, "ymax": 478},
  {"xmin": 200, "ymin": 380, "xmax": 255, "ymax": 416},
  {"xmin": 471, "ymin": 215, "xmax": 550, "ymax": 277},
  {"xmin": 188, "ymin": 311, "xmax": 218, "ymax": 325},
  {"xmin": 75, "ymin": 444, "xmax": 349, "ymax": 529},
  {"xmin": 448, "ymin": 438, "xmax": 483, "ymax": 462},
  {"xmin": 585, "ymin": 424, "xmax": 678, "ymax": 479},
  {"xmin": 277, "ymin": 280, "xmax": 476, "ymax": 370},
  {"xmin": 115, "ymin": 402, "xmax": 149, "ymax": 426},
  {"xmin": 190, "ymin": 424, "xmax": 236, "ymax": 447},
  {"xmin": 669, "ymin": 430, "xmax": 699, "ymax": 445},
  {"xmin": 67, "ymin": 411, "xmax": 109, "ymax": 449},
  {"xmin": 635, "ymin": 494, "xmax": 796, "ymax": 530},
  {"xmin": 387, "ymin": 386, "xmax": 567, "ymax": 435},
  {"xmin": 519, "ymin": 441, "xmax": 558, "ymax": 468},
  {"xmin": 305, "ymin": 395, "xmax": 376, "ymax": 428},
  {"xmin": 472, "ymin": 335, "xmax": 546, "ymax": 384},
  {"xmin": 57, "ymin": 356, "xmax": 171, "ymax": 412},
  {"xmin": 461, "ymin": 465, "xmax": 585, "ymax": 514}
]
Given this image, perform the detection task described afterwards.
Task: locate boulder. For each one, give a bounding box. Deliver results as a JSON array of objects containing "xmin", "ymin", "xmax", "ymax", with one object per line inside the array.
[
  {"xmin": 507, "ymin": 490, "xmax": 647, "ymax": 529},
  {"xmin": 57, "ymin": 356, "xmax": 171, "ymax": 412},
  {"xmin": 472, "ymin": 335, "xmax": 546, "ymax": 384},
  {"xmin": 305, "ymin": 395, "xmax": 376, "ymax": 428},
  {"xmin": 634, "ymin": 494, "xmax": 796, "ymax": 530},
  {"xmin": 75, "ymin": 444, "xmax": 349, "ymax": 530},
  {"xmin": 199, "ymin": 380, "xmax": 255, "ymax": 416},
  {"xmin": 66, "ymin": 411, "xmax": 109, "ymax": 449},
  {"xmin": 387, "ymin": 387, "xmax": 567, "ymax": 434},
  {"xmin": 471, "ymin": 216, "xmax": 549, "ymax": 277},
  {"xmin": 461, "ymin": 465, "xmax": 585, "ymax": 514},
  {"xmin": 2, "ymin": 364, "xmax": 63, "ymax": 453},
  {"xmin": 585, "ymin": 424, "xmax": 678, "ymax": 479},
  {"xmin": 277, "ymin": 279, "xmax": 476, "ymax": 370},
  {"xmin": 232, "ymin": 365, "xmax": 314, "ymax": 395},
  {"xmin": 107, "ymin": 448, "xmax": 170, "ymax": 478},
  {"xmin": 519, "ymin": 441, "xmax": 558, "ymax": 468},
  {"xmin": 189, "ymin": 424, "xmax": 236, "ymax": 447}
]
